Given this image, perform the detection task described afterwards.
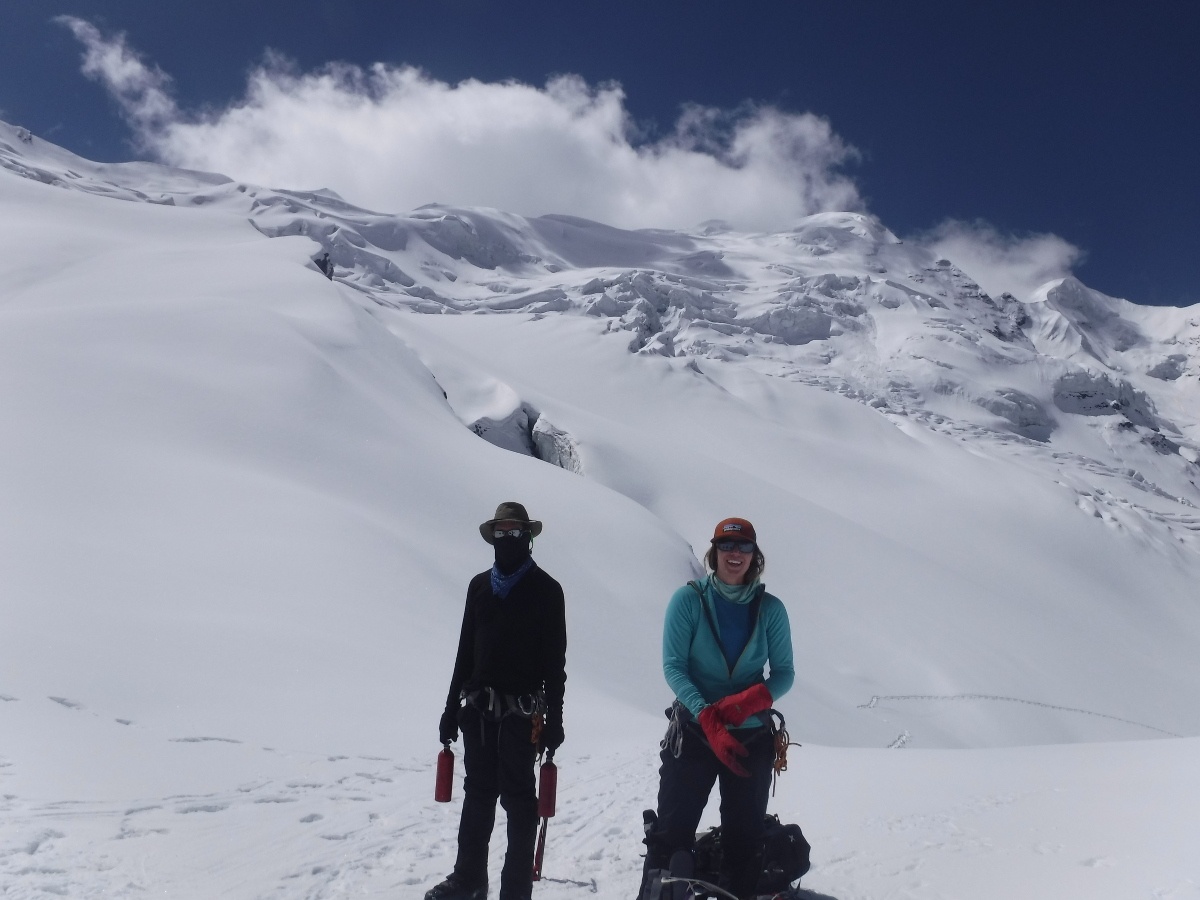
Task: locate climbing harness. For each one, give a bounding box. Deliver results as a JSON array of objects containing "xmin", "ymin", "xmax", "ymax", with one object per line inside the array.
[{"xmin": 460, "ymin": 688, "xmax": 546, "ymax": 745}]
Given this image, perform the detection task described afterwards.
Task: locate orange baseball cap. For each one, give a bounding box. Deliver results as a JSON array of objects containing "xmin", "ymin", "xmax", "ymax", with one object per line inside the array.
[{"xmin": 711, "ymin": 517, "xmax": 757, "ymax": 544}]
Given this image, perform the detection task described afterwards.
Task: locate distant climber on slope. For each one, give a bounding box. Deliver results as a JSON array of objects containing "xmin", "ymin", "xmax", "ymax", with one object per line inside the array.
[{"xmin": 315, "ymin": 252, "xmax": 333, "ymax": 279}]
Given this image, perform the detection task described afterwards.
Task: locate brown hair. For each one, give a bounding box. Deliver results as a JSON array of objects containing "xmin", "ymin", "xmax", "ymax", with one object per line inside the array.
[{"xmin": 705, "ymin": 543, "xmax": 766, "ymax": 583}]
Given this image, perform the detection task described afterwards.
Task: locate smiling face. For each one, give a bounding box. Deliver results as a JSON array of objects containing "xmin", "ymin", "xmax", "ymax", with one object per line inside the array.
[{"xmin": 714, "ymin": 540, "xmax": 755, "ymax": 585}]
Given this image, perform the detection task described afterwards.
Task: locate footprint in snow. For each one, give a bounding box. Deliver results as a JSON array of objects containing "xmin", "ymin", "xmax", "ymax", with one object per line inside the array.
[
  {"xmin": 353, "ymin": 771, "xmax": 394, "ymax": 784},
  {"xmin": 117, "ymin": 823, "xmax": 170, "ymax": 839},
  {"xmin": 169, "ymin": 736, "xmax": 242, "ymax": 744},
  {"xmin": 23, "ymin": 829, "xmax": 66, "ymax": 854}
]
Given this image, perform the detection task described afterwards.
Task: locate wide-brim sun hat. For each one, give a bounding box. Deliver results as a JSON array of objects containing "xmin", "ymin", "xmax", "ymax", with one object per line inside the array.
[
  {"xmin": 711, "ymin": 517, "xmax": 757, "ymax": 544},
  {"xmin": 479, "ymin": 501, "xmax": 544, "ymax": 544}
]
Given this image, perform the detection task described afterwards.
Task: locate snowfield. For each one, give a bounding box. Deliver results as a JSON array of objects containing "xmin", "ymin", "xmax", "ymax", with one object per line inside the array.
[{"xmin": 2, "ymin": 121, "xmax": 1199, "ymax": 899}]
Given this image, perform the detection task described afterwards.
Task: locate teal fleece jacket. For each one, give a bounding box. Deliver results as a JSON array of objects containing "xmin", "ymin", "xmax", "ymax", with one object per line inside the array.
[{"xmin": 662, "ymin": 575, "xmax": 795, "ymax": 728}]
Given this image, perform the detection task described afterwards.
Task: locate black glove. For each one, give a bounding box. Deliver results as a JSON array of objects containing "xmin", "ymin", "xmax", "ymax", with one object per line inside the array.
[
  {"xmin": 541, "ymin": 716, "xmax": 564, "ymax": 752},
  {"xmin": 439, "ymin": 706, "xmax": 460, "ymax": 744}
]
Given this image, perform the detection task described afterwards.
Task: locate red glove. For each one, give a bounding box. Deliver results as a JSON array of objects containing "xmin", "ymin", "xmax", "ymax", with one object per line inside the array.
[
  {"xmin": 711, "ymin": 683, "xmax": 773, "ymax": 728},
  {"xmin": 697, "ymin": 706, "xmax": 749, "ymax": 777}
]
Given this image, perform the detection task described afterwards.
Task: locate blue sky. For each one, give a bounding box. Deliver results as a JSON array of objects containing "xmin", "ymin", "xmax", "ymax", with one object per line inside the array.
[{"xmin": 3, "ymin": 0, "xmax": 1197, "ymax": 306}]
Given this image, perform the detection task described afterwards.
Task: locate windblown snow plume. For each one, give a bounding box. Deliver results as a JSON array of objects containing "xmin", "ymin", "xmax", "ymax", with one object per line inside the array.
[
  {"xmin": 924, "ymin": 218, "xmax": 1084, "ymax": 302},
  {"xmin": 55, "ymin": 16, "xmax": 180, "ymax": 133}
]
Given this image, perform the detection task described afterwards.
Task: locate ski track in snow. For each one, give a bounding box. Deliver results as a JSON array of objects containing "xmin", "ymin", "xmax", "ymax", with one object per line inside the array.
[{"xmin": 858, "ymin": 694, "xmax": 1181, "ymax": 738}]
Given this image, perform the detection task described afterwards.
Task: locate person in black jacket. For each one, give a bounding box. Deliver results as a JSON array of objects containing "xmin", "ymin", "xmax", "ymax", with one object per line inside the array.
[{"xmin": 425, "ymin": 502, "xmax": 567, "ymax": 900}]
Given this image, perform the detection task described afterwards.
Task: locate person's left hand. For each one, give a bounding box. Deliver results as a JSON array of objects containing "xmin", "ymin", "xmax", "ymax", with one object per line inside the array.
[
  {"xmin": 541, "ymin": 717, "xmax": 564, "ymax": 752},
  {"xmin": 712, "ymin": 683, "xmax": 772, "ymax": 727}
]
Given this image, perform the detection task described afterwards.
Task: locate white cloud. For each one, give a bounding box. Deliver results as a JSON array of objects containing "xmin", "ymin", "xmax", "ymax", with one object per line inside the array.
[
  {"xmin": 922, "ymin": 219, "xmax": 1083, "ymax": 302},
  {"xmin": 58, "ymin": 19, "xmax": 862, "ymax": 231}
]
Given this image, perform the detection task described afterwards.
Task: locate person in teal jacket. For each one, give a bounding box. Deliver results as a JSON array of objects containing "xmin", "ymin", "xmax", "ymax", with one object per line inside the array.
[{"xmin": 640, "ymin": 517, "xmax": 794, "ymax": 900}]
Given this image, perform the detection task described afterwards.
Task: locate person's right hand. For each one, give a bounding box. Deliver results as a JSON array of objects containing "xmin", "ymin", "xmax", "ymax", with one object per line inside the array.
[
  {"xmin": 697, "ymin": 706, "xmax": 749, "ymax": 776},
  {"xmin": 439, "ymin": 707, "xmax": 460, "ymax": 744}
]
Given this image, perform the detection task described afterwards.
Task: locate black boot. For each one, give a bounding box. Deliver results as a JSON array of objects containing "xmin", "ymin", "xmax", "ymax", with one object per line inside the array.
[{"xmin": 424, "ymin": 874, "xmax": 487, "ymax": 900}]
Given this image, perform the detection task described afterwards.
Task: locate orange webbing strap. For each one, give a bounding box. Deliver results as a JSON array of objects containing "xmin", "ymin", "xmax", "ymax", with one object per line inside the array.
[
  {"xmin": 769, "ymin": 714, "xmax": 800, "ymax": 796},
  {"xmin": 531, "ymin": 711, "xmax": 544, "ymax": 746}
]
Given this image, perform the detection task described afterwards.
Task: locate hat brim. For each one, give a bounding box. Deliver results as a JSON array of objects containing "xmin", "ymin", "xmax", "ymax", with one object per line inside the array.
[{"xmin": 479, "ymin": 519, "xmax": 543, "ymax": 544}]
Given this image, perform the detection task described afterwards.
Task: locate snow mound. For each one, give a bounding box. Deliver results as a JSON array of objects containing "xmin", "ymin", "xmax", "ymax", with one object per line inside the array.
[{"xmin": 4, "ymin": 115, "xmax": 1200, "ymax": 900}]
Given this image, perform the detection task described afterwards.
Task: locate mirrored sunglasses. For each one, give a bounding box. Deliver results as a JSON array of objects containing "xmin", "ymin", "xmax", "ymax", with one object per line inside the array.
[
  {"xmin": 493, "ymin": 527, "xmax": 528, "ymax": 540},
  {"xmin": 715, "ymin": 540, "xmax": 755, "ymax": 553}
]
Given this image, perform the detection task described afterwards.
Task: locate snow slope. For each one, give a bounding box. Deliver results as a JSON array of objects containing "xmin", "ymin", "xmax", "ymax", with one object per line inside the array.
[{"xmin": 2, "ymin": 120, "xmax": 1199, "ymax": 899}]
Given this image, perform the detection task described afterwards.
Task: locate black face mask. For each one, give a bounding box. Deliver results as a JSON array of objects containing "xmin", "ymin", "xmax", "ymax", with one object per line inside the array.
[{"xmin": 493, "ymin": 535, "xmax": 531, "ymax": 574}]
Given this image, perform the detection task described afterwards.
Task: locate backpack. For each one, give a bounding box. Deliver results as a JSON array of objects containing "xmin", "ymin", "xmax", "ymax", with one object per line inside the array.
[
  {"xmin": 641, "ymin": 810, "xmax": 811, "ymax": 899},
  {"xmin": 692, "ymin": 813, "xmax": 811, "ymax": 894}
]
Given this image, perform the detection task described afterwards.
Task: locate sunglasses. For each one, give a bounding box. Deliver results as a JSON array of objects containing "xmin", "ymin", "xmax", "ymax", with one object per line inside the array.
[
  {"xmin": 715, "ymin": 540, "xmax": 755, "ymax": 553},
  {"xmin": 493, "ymin": 527, "xmax": 528, "ymax": 540}
]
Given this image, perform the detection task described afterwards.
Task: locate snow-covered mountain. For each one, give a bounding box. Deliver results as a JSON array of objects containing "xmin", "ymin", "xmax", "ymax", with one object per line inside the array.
[{"xmin": 2, "ymin": 120, "xmax": 1198, "ymax": 899}]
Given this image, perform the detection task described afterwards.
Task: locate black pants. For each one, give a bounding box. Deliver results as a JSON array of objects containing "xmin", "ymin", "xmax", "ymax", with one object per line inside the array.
[
  {"xmin": 453, "ymin": 705, "xmax": 539, "ymax": 900},
  {"xmin": 643, "ymin": 720, "xmax": 775, "ymax": 900}
]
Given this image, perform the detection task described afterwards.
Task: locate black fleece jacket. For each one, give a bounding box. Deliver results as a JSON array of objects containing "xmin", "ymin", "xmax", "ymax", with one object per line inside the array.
[{"xmin": 443, "ymin": 563, "xmax": 567, "ymax": 727}]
